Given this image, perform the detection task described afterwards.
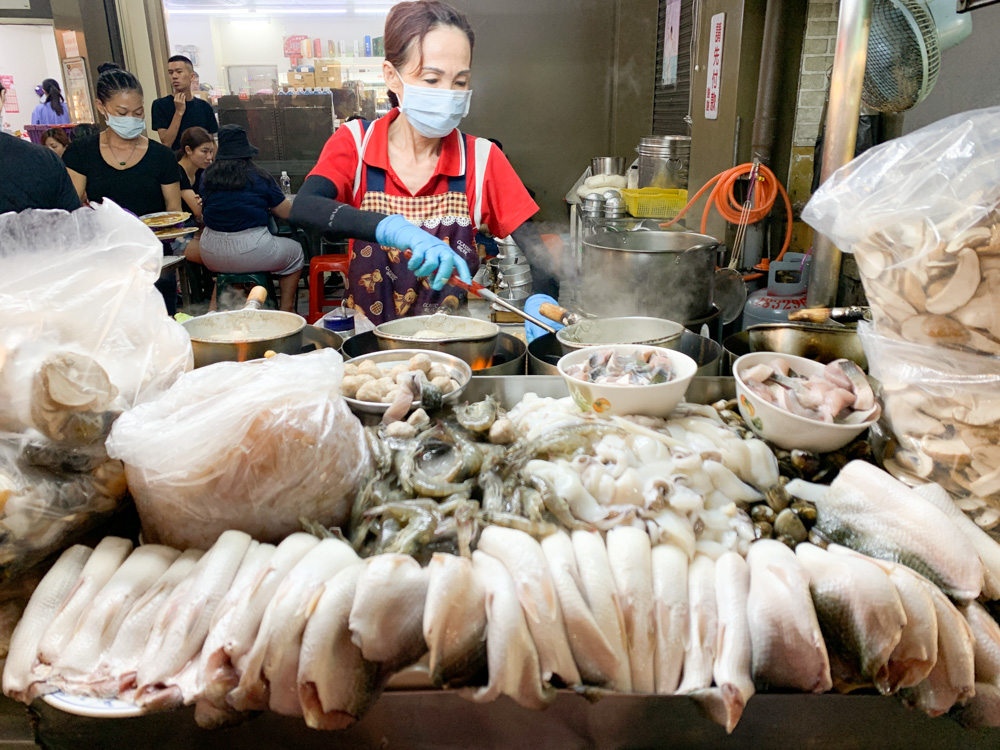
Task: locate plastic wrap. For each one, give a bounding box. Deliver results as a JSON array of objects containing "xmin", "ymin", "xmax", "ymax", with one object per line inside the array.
[
  {"xmin": 106, "ymin": 348, "xmax": 369, "ymax": 550},
  {"xmin": 802, "ymin": 106, "xmax": 1000, "ymax": 357},
  {"xmin": 860, "ymin": 324, "xmax": 1000, "ymax": 540},
  {"xmin": 0, "ymin": 202, "xmax": 191, "ymax": 577}
]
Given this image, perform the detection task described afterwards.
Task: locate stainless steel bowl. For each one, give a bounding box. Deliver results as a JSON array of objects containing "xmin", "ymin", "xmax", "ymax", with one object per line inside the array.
[
  {"xmin": 591, "ymin": 156, "xmax": 627, "ymax": 176},
  {"xmin": 373, "ymin": 315, "xmax": 499, "ymax": 369},
  {"xmin": 556, "ymin": 316, "xmax": 685, "ymax": 352},
  {"xmin": 491, "ymin": 288, "xmax": 530, "ymax": 311}
]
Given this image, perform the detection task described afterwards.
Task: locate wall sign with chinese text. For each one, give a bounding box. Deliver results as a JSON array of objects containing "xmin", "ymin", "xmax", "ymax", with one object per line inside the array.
[{"xmin": 704, "ymin": 13, "xmax": 725, "ymax": 121}]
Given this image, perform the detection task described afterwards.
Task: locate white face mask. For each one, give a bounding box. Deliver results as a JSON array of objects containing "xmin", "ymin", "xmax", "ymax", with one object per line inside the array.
[{"xmin": 397, "ymin": 79, "xmax": 472, "ymax": 139}]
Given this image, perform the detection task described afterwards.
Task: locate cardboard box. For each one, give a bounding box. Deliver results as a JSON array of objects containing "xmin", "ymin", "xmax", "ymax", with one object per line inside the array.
[
  {"xmin": 288, "ymin": 71, "xmax": 316, "ymax": 88},
  {"xmin": 314, "ymin": 60, "xmax": 342, "ymax": 87}
]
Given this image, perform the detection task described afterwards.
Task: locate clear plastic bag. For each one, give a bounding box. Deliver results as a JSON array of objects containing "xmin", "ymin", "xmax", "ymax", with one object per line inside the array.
[
  {"xmin": 0, "ymin": 202, "xmax": 191, "ymax": 577},
  {"xmin": 859, "ymin": 323, "xmax": 1000, "ymax": 539},
  {"xmin": 106, "ymin": 348, "xmax": 369, "ymax": 550},
  {"xmin": 803, "ymin": 106, "xmax": 1000, "ymax": 357}
]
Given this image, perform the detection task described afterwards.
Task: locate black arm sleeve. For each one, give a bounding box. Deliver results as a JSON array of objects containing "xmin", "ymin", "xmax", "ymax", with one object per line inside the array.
[
  {"xmin": 511, "ymin": 220, "xmax": 560, "ymax": 298},
  {"xmin": 289, "ymin": 175, "xmax": 388, "ymax": 242}
]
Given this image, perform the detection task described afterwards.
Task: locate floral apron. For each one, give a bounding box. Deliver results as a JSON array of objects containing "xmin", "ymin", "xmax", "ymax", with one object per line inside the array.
[{"xmin": 346, "ymin": 123, "xmax": 481, "ymax": 325}]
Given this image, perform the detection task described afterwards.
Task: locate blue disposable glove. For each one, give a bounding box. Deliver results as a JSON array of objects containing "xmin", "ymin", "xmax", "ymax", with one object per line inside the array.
[
  {"xmin": 524, "ymin": 294, "xmax": 564, "ymax": 343},
  {"xmin": 375, "ymin": 215, "xmax": 472, "ymax": 291}
]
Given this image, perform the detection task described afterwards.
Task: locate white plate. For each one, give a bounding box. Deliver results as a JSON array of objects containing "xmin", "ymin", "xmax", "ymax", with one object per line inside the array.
[
  {"xmin": 153, "ymin": 226, "xmax": 198, "ymax": 240},
  {"xmin": 343, "ymin": 349, "xmax": 472, "ymax": 415},
  {"xmin": 42, "ymin": 690, "xmax": 146, "ymax": 718},
  {"xmin": 140, "ymin": 211, "xmax": 191, "ymax": 227}
]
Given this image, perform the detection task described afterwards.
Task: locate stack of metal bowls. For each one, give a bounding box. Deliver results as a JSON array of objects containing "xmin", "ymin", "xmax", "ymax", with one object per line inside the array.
[
  {"xmin": 487, "ymin": 236, "xmax": 532, "ymax": 310},
  {"xmin": 637, "ymin": 135, "xmax": 691, "ymax": 190}
]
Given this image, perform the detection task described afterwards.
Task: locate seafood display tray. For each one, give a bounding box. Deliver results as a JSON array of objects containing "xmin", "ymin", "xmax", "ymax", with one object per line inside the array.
[{"xmin": 28, "ymin": 691, "xmax": 1000, "ymax": 749}]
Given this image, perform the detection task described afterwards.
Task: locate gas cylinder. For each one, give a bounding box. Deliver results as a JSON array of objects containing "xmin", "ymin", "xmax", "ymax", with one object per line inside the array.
[{"xmin": 741, "ymin": 253, "xmax": 812, "ymax": 329}]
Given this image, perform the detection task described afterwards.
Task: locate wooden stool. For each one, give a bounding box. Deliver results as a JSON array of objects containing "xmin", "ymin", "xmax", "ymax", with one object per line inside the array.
[{"xmin": 308, "ymin": 254, "xmax": 350, "ymax": 323}]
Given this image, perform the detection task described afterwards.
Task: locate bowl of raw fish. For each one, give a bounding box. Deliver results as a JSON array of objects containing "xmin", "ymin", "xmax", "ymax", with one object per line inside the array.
[
  {"xmin": 733, "ymin": 351, "xmax": 881, "ymax": 452},
  {"xmin": 556, "ymin": 344, "xmax": 698, "ymax": 418}
]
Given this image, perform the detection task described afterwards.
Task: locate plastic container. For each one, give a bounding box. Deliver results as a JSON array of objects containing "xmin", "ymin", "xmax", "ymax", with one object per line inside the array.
[
  {"xmin": 742, "ymin": 253, "xmax": 811, "ymax": 329},
  {"xmin": 280, "ymin": 171, "xmax": 291, "ymax": 196},
  {"xmin": 619, "ymin": 188, "xmax": 688, "ymax": 219},
  {"xmin": 320, "ymin": 307, "xmax": 356, "ymax": 337}
]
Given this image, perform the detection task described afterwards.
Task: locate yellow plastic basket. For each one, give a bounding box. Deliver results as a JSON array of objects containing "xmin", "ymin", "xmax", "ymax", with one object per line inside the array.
[{"xmin": 620, "ymin": 188, "xmax": 689, "ymax": 219}]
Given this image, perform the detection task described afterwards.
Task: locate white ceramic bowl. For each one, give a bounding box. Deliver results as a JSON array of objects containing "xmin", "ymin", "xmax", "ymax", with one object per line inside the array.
[
  {"xmin": 557, "ymin": 344, "xmax": 697, "ymax": 418},
  {"xmin": 733, "ymin": 351, "xmax": 879, "ymax": 452}
]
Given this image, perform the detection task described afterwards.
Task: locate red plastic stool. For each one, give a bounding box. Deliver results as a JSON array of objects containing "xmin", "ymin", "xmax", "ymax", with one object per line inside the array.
[{"xmin": 308, "ymin": 254, "xmax": 351, "ymax": 323}]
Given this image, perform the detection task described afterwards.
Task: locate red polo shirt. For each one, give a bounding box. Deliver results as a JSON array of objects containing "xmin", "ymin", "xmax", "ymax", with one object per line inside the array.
[{"xmin": 308, "ymin": 108, "xmax": 538, "ymax": 239}]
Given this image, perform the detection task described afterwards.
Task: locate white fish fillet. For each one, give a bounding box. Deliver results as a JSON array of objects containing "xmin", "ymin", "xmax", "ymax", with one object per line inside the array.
[
  {"xmin": 828, "ymin": 546, "xmax": 938, "ymax": 691},
  {"xmin": 199, "ymin": 533, "xmax": 318, "ymax": 715},
  {"xmin": 349, "ymin": 554, "xmax": 429, "ymax": 671},
  {"xmin": 92, "ymin": 550, "xmax": 203, "ymax": 700},
  {"xmin": 135, "ymin": 530, "xmax": 252, "ymax": 706},
  {"xmin": 903, "ymin": 578, "xmax": 976, "ymax": 716},
  {"xmin": 912, "ymin": 482, "xmax": 1000, "ymax": 601},
  {"xmin": 298, "ymin": 563, "xmax": 384, "ymax": 730},
  {"xmin": 677, "ymin": 554, "xmax": 717, "ymax": 694},
  {"xmin": 422, "ymin": 553, "xmax": 487, "ymax": 688},
  {"xmin": 814, "ymin": 461, "xmax": 983, "ymax": 602},
  {"xmin": 651, "ymin": 543, "xmax": 688, "ymax": 695},
  {"xmin": 461, "ymin": 551, "xmax": 554, "ymax": 710},
  {"xmin": 606, "ymin": 526, "xmax": 655, "ymax": 693},
  {"xmin": 476, "ymin": 526, "xmax": 581, "ymax": 686},
  {"xmin": 230, "ymin": 537, "xmax": 359, "ymax": 716},
  {"xmin": 746, "ymin": 539, "xmax": 831, "ymax": 693},
  {"xmin": 540, "ymin": 531, "xmax": 619, "ymax": 687},
  {"xmin": 965, "ymin": 601, "xmax": 1000, "ymax": 687},
  {"xmin": 2, "ymin": 545, "xmax": 92, "ymax": 703},
  {"xmin": 796, "ymin": 543, "xmax": 906, "ymax": 694},
  {"xmin": 572, "ymin": 530, "xmax": 631, "ymax": 691},
  {"xmin": 36, "ymin": 537, "xmax": 133, "ymax": 669},
  {"xmin": 52, "ymin": 545, "xmax": 180, "ymax": 685}
]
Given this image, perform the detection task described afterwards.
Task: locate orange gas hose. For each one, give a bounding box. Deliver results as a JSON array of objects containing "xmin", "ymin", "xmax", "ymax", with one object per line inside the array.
[{"xmin": 660, "ymin": 163, "xmax": 794, "ymax": 281}]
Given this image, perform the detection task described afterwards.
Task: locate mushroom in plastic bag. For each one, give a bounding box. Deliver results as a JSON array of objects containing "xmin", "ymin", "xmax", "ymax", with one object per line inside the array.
[
  {"xmin": 0, "ymin": 201, "xmax": 191, "ymax": 577},
  {"xmin": 106, "ymin": 348, "xmax": 369, "ymax": 550}
]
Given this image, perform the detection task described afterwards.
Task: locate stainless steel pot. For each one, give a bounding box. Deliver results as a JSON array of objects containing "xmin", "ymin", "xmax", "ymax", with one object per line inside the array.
[
  {"xmin": 183, "ymin": 308, "xmax": 306, "ymax": 368},
  {"xmin": 556, "ymin": 316, "xmax": 685, "ymax": 352},
  {"xmin": 373, "ymin": 315, "xmax": 499, "ymax": 369},
  {"xmin": 579, "ymin": 230, "xmax": 721, "ymax": 324},
  {"xmin": 637, "ymin": 136, "xmax": 690, "ymax": 189},
  {"xmin": 591, "ymin": 156, "xmax": 627, "ymax": 176},
  {"xmin": 529, "ymin": 329, "xmax": 721, "ymax": 376}
]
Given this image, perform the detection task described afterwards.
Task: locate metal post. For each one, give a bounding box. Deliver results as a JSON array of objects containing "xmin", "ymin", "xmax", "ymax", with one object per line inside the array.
[{"xmin": 805, "ymin": 0, "xmax": 873, "ymax": 308}]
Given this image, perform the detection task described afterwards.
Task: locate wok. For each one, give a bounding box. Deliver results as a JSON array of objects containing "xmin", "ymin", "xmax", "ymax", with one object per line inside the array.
[
  {"xmin": 373, "ymin": 315, "xmax": 500, "ymax": 370},
  {"xmin": 722, "ymin": 323, "xmax": 867, "ymax": 375}
]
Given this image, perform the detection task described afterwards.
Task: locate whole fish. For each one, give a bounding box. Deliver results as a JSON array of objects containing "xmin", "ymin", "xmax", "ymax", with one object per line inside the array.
[
  {"xmin": 902, "ymin": 578, "xmax": 976, "ymax": 716},
  {"xmin": 298, "ymin": 564, "xmax": 385, "ymax": 730},
  {"xmin": 677, "ymin": 554, "xmax": 717, "ymax": 694},
  {"xmin": 828, "ymin": 547, "xmax": 938, "ymax": 692},
  {"xmin": 651, "ymin": 543, "xmax": 688, "ymax": 695},
  {"xmin": 540, "ymin": 531, "xmax": 619, "ymax": 687},
  {"xmin": 803, "ymin": 461, "xmax": 983, "ymax": 602},
  {"xmin": 36, "ymin": 537, "xmax": 133, "ymax": 669},
  {"xmin": 53, "ymin": 545, "xmax": 180, "ymax": 685},
  {"xmin": 796, "ymin": 543, "xmax": 906, "ymax": 694},
  {"xmin": 964, "ymin": 601, "xmax": 1000, "ymax": 687},
  {"xmin": 92, "ymin": 550, "xmax": 203, "ymax": 700},
  {"xmin": 461, "ymin": 551, "xmax": 554, "ymax": 710},
  {"xmin": 746, "ymin": 539, "xmax": 831, "ymax": 693},
  {"xmin": 691, "ymin": 552, "xmax": 754, "ymax": 734},
  {"xmin": 2, "ymin": 545, "xmax": 92, "ymax": 703},
  {"xmin": 349, "ymin": 554, "xmax": 429, "ymax": 672},
  {"xmin": 606, "ymin": 526, "xmax": 656, "ymax": 693},
  {"xmin": 422, "ymin": 553, "xmax": 487, "ymax": 688},
  {"xmin": 912, "ymin": 483, "xmax": 1000, "ymax": 601},
  {"xmin": 135, "ymin": 530, "xmax": 253, "ymax": 707},
  {"xmin": 199, "ymin": 533, "xmax": 318, "ymax": 716},
  {"xmin": 476, "ymin": 526, "xmax": 581, "ymax": 686},
  {"xmin": 230, "ymin": 537, "xmax": 359, "ymax": 716},
  {"xmin": 571, "ymin": 530, "xmax": 631, "ymax": 692}
]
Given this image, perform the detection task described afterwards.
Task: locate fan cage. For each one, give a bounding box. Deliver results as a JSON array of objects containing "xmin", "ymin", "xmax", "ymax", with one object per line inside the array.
[{"xmin": 861, "ymin": 0, "xmax": 941, "ymax": 113}]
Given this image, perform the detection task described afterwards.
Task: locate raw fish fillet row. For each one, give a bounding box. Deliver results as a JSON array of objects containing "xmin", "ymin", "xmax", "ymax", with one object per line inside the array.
[
  {"xmin": 677, "ymin": 554, "xmax": 717, "ymax": 694},
  {"xmin": 964, "ymin": 601, "xmax": 1000, "ymax": 687},
  {"xmin": 422, "ymin": 553, "xmax": 487, "ymax": 688},
  {"xmin": 606, "ymin": 527, "xmax": 656, "ymax": 693},
  {"xmin": 651, "ymin": 543, "xmax": 688, "ymax": 695},
  {"xmin": 2, "ymin": 546, "xmax": 92, "ymax": 702}
]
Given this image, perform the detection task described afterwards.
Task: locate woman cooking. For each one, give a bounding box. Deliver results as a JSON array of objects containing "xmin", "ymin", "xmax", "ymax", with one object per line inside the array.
[{"xmin": 291, "ymin": 0, "xmax": 557, "ymax": 324}]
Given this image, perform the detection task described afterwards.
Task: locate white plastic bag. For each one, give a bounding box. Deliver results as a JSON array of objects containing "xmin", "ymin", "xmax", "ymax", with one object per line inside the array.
[
  {"xmin": 803, "ymin": 107, "xmax": 1000, "ymax": 356},
  {"xmin": 860, "ymin": 323, "xmax": 1000, "ymax": 537},
  {"xmin": 0, "ymin": 202, "xmax": 191, "ymax": 575},
  {"xmin": 106, "ymin": 348, "xmax": 369, "ymax": 550}
]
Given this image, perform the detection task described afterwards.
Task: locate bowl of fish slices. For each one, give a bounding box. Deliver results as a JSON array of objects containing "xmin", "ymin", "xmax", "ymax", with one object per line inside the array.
[
  {"xmin": 557, "ymin": 344, "xmax": 698, "ymax": 418},
  {"xmin": 733, "ymin": 351, "xmax": 882, "ymax": 453}
]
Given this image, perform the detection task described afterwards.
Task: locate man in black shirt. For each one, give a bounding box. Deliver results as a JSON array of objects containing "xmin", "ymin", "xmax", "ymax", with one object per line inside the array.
[
  {"xmin": 151, "ymin": 55, "xmax": 218, "ymax": 151},
  {"xmin": 0, "ymin": 80, "xmax": 80, "ymax": 213}
]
